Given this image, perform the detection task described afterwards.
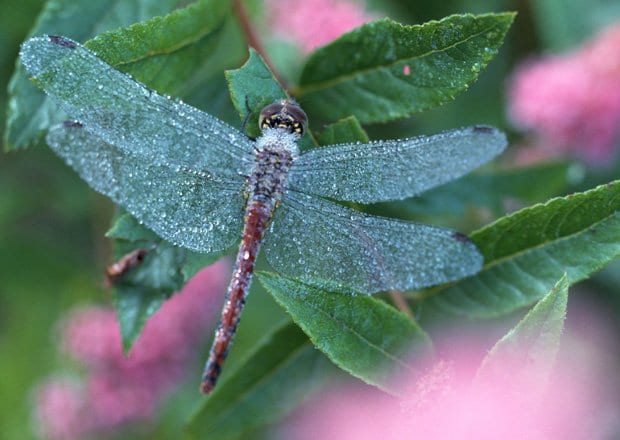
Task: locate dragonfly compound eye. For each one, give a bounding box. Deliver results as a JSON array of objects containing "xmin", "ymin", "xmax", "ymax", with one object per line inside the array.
[{"xmin": 259, "ymin": 99, "xmax": 308, "ymax": 136}]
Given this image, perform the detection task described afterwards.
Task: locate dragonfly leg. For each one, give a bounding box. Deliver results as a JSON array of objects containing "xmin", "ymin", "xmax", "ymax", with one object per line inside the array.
[{"xmin": 241, "ymin": 95, "xmax": 255, "ymax": 140}]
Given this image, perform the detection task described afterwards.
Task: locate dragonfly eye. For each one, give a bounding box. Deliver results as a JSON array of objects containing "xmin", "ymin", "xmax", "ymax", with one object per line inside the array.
[{"xmin": 259, "ymin": 99, "xmax": 308, "ymax": 136}]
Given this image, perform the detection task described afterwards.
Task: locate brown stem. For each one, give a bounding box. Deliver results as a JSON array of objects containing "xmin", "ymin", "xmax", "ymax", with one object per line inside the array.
[
  {"xmin": 389, "ymin": 290, "xmax": 414, "ymax": 318},
  {"xmin": 232, "ymin": 0, "xmax": 288, "ymax": 90}
]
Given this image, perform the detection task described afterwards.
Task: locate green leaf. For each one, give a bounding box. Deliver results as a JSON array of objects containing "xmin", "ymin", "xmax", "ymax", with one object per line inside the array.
[
  {"xmin": 420, "ymin": 180, "xmax": 620, "ymax": 319},
  {"xmin": 225, "ymin": 48, "xmax": 288, "ymax": 138},
  {"xmin": 5, "ymin": 0, "xmax": 184, "ymax": 150},
  {"xmin": 186, "ymin": 321, "xmax": 333, "ymax": 439},
  {"xmin": 107, "ymin": 213, "xmax": 226, "ymax": 350},
  {"xmin": 112, "ymin": 248, "xmax": 225, "ymax": 352},
  {"xmin": 6, "ymin": 0, "xmax": 238, "ymax": 150},
  {"xmin": 224, "ymin": 48, "xmax": 317, "ymax": 150},
  {"xmin": 181, "ymin": 251, "xmax": 226, "ymax": 281},
  {"xmin": 258, "ymin": 272, "xmax": 432, "ymax": 394},
  {"xmin": 476, "ymin": 274, "xmax": 568, "ymax": 388},
  {"xmin": 106, "ymin": 212, "xmax": 159, "ymax": 242},
  {"xmin": 298, "ymin": 13, "xmax": 515, "ymax": 124},
  {"xmin": 111, "ymin": 240, "xmax": 182, "ymax": 351},
  {"xmin": 85, "ymin": 0, "xmax": 234, "ymax": 97},
  {"xmin": 395, "ymin": 161, "xmax": 572, "ymax": 216},
  {"xmin": 316, "ymin": 115, "xmax": 369, "ymax": 145},
  {"xmin": 113, "ymin": 285, "xmax": 168, "ymax": 353}
]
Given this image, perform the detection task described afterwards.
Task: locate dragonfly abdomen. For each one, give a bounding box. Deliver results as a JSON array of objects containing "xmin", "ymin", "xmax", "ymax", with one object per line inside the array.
[
  {"xmin": 200, "ymin": 199, "xmax": 273, "ymax": 394},
  {"xmin": 201, "ymin": 141, "xmax": 293, "ymax": 392},
  {"xmin": 201, "ymin": 132, "xmax": 298, "ymax": 394}
]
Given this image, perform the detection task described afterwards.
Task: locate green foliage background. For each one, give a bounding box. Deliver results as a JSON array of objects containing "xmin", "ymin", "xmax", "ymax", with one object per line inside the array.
[{"xmin": 1, "ymin": 0, "xmax": 619, "ymax": 439}]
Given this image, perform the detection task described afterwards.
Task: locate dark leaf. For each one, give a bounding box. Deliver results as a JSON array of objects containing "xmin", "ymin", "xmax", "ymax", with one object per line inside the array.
[
  {"xmin": 316, "ymin": 115, "xmax": 369, "ymax": 145},
  {"xmin": 186, "ymin": 321, "xmax": 333, "ymax": 439},
  {"xmin": 225, "ymin": 48, "xmax": 288, "ymax": 139},
  {"xmin": 476, "ymin": 274, "xmax": 568, "ymax": 388},
  {"xmin": 420, "ymin": 181, "xmax": 620, "ymax": 319},
  {"xmin": 6, "ymin": 0, "xmax": 238, "ymax": 150},
  {"xmin": 107, "ymin": 213, "xmax": 226, "ymax": 350},
  {"xmin": 259, "ymin": 272, "xmax": 432, "ymax": 393},
  {"xmin": 298, "ymin": 13, "xmax": 515, "ymax": 124}
]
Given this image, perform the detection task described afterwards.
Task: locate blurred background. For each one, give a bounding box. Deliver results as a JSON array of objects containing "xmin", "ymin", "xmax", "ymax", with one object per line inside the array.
[{"xmin": 1, "ymin": 0, "xmax": 620, "ymax": 438}]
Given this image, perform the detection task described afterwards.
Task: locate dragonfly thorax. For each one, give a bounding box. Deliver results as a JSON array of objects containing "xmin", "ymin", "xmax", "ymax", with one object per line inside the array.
[
  {"xmin": 255, "ymin": 127, "xmax": 300, "ymax": 155},
  {"xmin": 247, "ymin": 137, "xmax": 295, "ymax": 206}
]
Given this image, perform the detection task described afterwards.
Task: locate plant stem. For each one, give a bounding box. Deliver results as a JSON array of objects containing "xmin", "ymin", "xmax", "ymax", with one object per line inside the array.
[
  {"xmin": 232, "ymin": 0, "xmax": 288, "ymax": 90},
  {"xmin": 389, "ymin": 290, "xmax": 414, "ymax": 318}
]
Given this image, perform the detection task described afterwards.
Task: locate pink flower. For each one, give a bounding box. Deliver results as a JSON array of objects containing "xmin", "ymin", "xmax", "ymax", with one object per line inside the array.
[
  {"xmin": 33, "ymin": 379, "xmax": 86, "ymax": 440},
  {"xmin": 265, "ymin": 0, "xmax": 375, "ymax": 53},
  {"xmin": 508, "ymin": 22, "xmax": 620, "ymax": 164},
  {"xmin": 34, "ymin": 260, "xmax": 229, "ymax": 439},
  {"xmin": 283, "ymin": 333, "xmax": 614, "ymax": 439},
  {"xmin": 61, "ymin": 308, "xmax": 120, "ymax": 368}
]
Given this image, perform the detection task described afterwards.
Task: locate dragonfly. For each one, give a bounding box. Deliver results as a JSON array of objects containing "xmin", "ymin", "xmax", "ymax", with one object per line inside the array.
[{"xmin": 20, "ymin": 35, "xmax": 507, "ymax": 394}]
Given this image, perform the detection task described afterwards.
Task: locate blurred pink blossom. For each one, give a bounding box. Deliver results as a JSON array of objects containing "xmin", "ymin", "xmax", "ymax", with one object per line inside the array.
[
  {"xmin": 34, "ymin": 260, "xmax": 229, "ymax": 439},
  {"xmin": 34, "ymin": 379, "xmax": 85, "ymax": 440},
  {"xmin": 283, "ymin": 334, "xmax": 614, "ymax": 439},
  {"xmin": 265, "ymin": 0, "xmax": 375, "ymax": 53},
  {"xmin": 508, "ymin": 22, "xmax": 620, "ymax": 164}
]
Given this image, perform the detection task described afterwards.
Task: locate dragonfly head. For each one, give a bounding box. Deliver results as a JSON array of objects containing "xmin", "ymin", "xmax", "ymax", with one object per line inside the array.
[{"xmin": 259, "ymin": 99, "xmax": 308, "ymax": 136}]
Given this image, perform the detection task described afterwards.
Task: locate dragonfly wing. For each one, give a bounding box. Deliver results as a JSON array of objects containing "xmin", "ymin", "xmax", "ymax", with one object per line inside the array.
[
  {"xmin": 47, "ymin": 122, "xmax": 244, "ymax": 253},
  {"xmin": 288, "ymin": 126, "xmax": 507, "ymax": 203},
  {"xmin": 20, "ymin": 35, "xmax": 254, "ymax": 178},
  {"xmin": 264, "ymin": 191, "xmax": 482, "ymax": 294}
]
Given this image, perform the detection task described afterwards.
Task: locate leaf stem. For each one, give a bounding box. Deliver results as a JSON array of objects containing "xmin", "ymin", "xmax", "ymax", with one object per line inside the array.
[
  {"xmin": 389, "ymin": 290, "xmax": 414, "ymax": 318},
  {"xmin": 232, "ymin": 0, "xmax": 288, "ymax": 90}
]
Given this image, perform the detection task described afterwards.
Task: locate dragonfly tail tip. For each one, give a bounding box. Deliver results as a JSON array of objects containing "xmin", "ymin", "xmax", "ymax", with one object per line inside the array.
[{"xmin": 199, "ymin": 380, "xmax": 215, "ymax": 395}]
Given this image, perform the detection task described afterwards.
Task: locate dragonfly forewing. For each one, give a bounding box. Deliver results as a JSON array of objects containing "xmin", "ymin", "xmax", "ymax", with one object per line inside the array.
[
  {"xmin": 288, "ymin": 126, "xmax": 507, "ymax": 204},
  {"xmin": 264, "ymin": 191, "xmax": 483, "ymax": 294},
  {"xmin": 20, "ymin": 36, "xmax": 255, "ymax": 178},
  {"xmin": 47, "ymin": 122, "xmax": 245, "ymax": 253}
]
